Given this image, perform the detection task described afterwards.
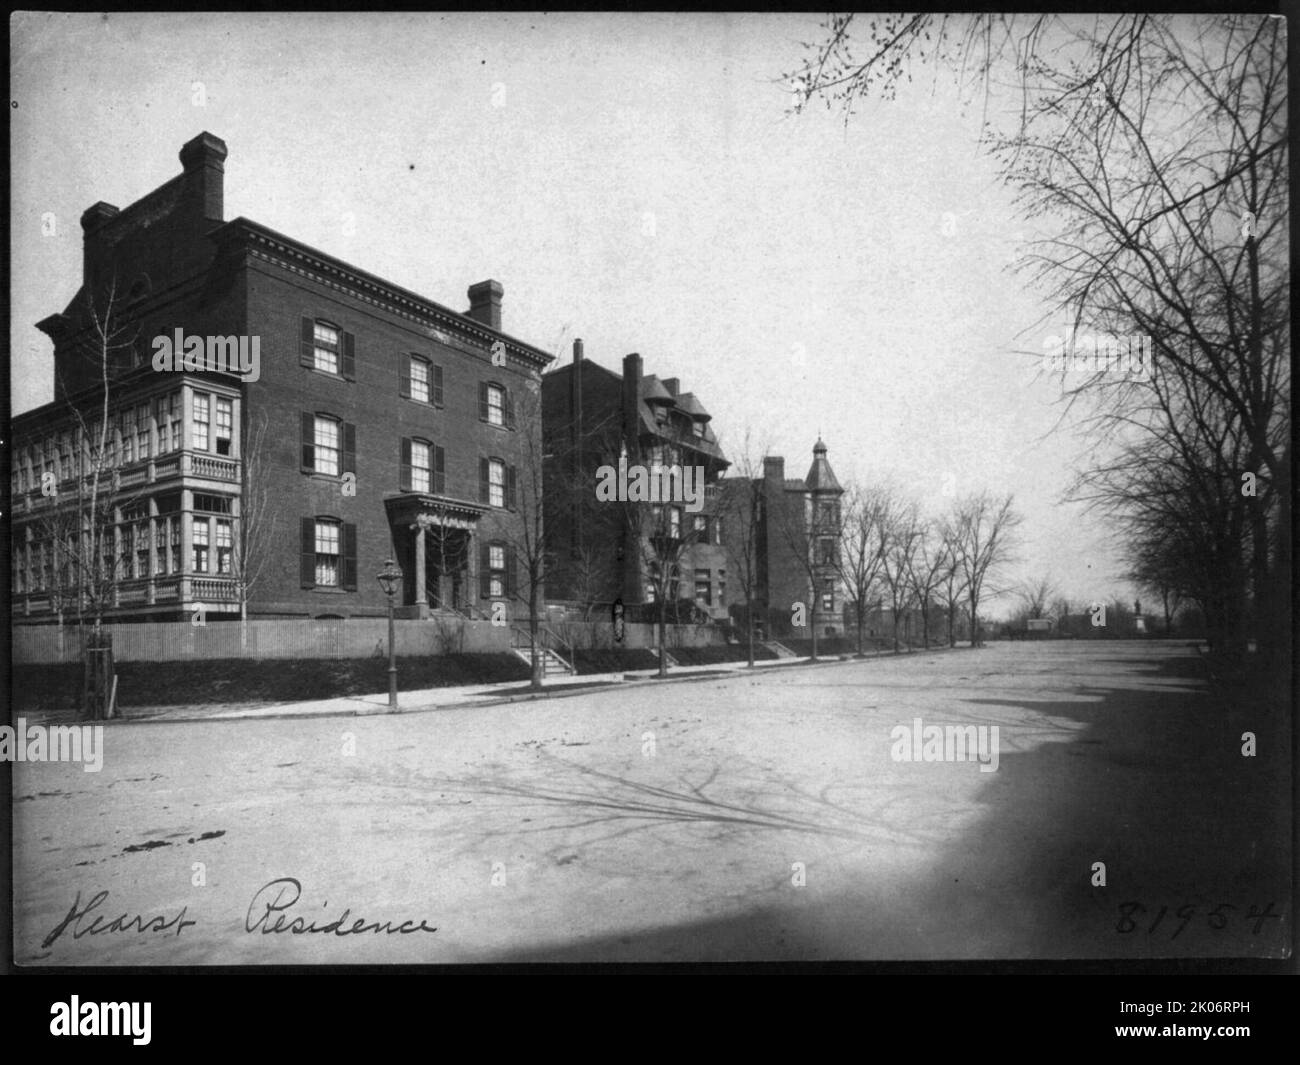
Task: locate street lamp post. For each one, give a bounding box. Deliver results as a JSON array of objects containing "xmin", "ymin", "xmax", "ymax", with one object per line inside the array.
[{"xmin": 377, "ymin": 558, "xmax": 403, "ymax": 710}]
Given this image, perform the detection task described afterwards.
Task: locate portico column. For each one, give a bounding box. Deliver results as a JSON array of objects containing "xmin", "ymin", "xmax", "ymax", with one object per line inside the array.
[
  {"xmin": 466, "ymin": 531, "xmax": 477, "ymax": 613},
  {"xmin": 413, "ymin": 523, "xmax": 426, "ymax": 607}
]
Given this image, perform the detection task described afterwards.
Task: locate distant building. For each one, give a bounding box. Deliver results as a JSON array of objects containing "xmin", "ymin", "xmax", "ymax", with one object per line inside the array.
[
  {"xmin": 541, "ymin": 343, "xmax": 730, "ymax": 618},
  {"xmin": 720, "ymin": 440, "xmax": 845, "ymax": 638}
]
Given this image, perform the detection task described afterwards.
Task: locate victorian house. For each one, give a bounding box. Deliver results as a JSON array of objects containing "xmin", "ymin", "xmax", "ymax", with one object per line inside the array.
[{"xmin": 540, "ymin": 343, "xmax": 730, "ymax": 620}]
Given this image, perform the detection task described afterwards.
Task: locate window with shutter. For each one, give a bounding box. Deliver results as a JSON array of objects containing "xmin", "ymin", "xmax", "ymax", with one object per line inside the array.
[
  {"xmin": 300, "ymin": 412, "xmax": 315, "ymax": 471},
  {"xmin": 434, "ymin": 445, "xmax": 446, "ymax": 494},
  {"xmin": 342, "ymin": 523, "xmax": 357, "ymax": 590},
  {"xmin": 478, "ymin": 382, "xmax": 490, "ymax": 422},
  {"xmin": 485, "ymin": 384, "xmax": 505, "ymax": 426},
  {"xmin": 433, "ymin": 365, "xmax": 444, "ymax": 406},
  {"xmin": 342, "ymin": 423, "xmax": 356, "ymax": 475},
  {"xmin": 479, "ymin": 457, "xmax": 490, "ymax": 504},
  {"xmin": 341, "ymin": 332, "xmax": 355, "ymax": 380},
  {"xmin": 300, "ymin": 517, "xmax": 316, "ymax": 587},
  {"xmin": 399, "ymin": 438, "xmax": 412, "ymax": 492},
  {"xmin": 299, "ymin": 317, "xmax": 315, "ymax": 368}
]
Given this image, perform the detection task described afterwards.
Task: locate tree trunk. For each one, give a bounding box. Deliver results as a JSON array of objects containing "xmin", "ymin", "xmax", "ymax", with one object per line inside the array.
[
  {"xmin": 658, "ymin": 598, "xmax": 667, "ymax": 677},
  {"xmin": 529, "ymin": 587, "xmax": 543, "ymax": 690},
  {"xmin": 746, "ymin": 604, "xmax": 755, "ymax": 668}
]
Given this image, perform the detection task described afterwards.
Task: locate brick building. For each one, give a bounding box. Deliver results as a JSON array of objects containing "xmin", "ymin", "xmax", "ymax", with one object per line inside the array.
[
  {"xmin": 10, "ymin": 131, "xmax": 553, "ymax": 624},
  {"xmin": 541, "ymin": 343, "xmax": 730, "ymax": 620},
  {"xmin": 720, "ymin": 440, "xmax": 845, "ymax": 637}
]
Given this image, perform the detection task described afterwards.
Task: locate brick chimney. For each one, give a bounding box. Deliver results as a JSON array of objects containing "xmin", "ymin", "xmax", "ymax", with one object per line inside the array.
[
  {"xmin": 467, "ymin": 280, "xmax": 503, "ymax": 331},
  {"xmin": 570, "ymin": 338, "xmax": 584, "ymax": 474},
  {"xmin": 179, "ymin": 131, "xmax": 228, "ymax": 222},
  {"xmin": 80, "ymin": 201, "xmax": 121, "ymax": 286},
  {"xmin": 622, "ymin": 353, "xmax": 643, "ymax": 462},
  {"xmin": 662, "ymin": 377, "xmax": 680, "ymax": 397},
  {"xmin": 763, "ymin": 456, "xmax": 785, "ymax": 483}
]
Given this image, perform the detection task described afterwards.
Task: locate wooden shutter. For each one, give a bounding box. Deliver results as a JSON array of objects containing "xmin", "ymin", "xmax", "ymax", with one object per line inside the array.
[
  {"xmin": 341, "ymin": 332, "xmax": 356, "ymax": 380},
  {"xmin": 299, "ymin": 317, "xmax": 315, "ymax": 367},
  {"xmin": 434, "ymin": 445, "xmax": 446, "ymax": 495},
  {"xmin": 506, "ymin": 465, "xmax": 517, "ymax": 510},
  {"xmin": 342, "ymin": 423, "xmax": 356, "ymax": 475},
  {"xmin": 505, "ymin": 390, "xmax": 516, "ymax": 429},
  {"xmin": 478, "ymin": 382, "xmax": 489, "ymax": 422},
  {"xmin": 399, "ymin": 438, "xmax": 412, "ymax": 492},
  {"xmin": 398, "ymin": 355, "xmax": 411, "ymax": 399},
  {"xmin": 479, "ymin": 541, "xmax": 491, "ymax": 599},
  {"xmin": 300, "ymin": 412, "xmax": 315, "ymax": 471},
  {"xmin": 341, "ymin": 523, "xmax": 357, "ymax": 590},
  {"xmin": 479, "ymin": 457, "xmax": 490, "ymax": 504},
  {"xmin": 432, "ymin": 365, "xmax": 444, "ymax": 406},
  {"xmin": 505, "ymin": 548, "xmax": 517, "ymax": 598},
  {"xmin": 300, "ymin": 517, "xmax": 316, "ymax": 587}
]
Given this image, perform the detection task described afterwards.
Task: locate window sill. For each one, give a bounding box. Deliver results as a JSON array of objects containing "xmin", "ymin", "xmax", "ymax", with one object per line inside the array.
[
  {"xmin": 403, "ymin": 397, "xmax": 445, "ymax": 410},
  {"xmin": 306, "ymin": 367, "xmax": 350, "ymax": 382}
]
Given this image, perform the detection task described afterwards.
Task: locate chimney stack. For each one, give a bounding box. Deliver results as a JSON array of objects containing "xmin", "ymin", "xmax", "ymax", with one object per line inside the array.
[
  {"xmin": 573, "ymin": 338, "xmax": 583, "ymax": 362},
  {"xmin": 763, "ymin": 456, "xmax": 785, "ymax": 483},
  {"xmin": 178, "ymin": 131, "xmax": 228, "ymax": 222},
  {"xmin": 80, "ymin": 201, "xmax": 121, "ymax": 285},
  {"xmin": 467, "ymin": 280, "xmax": 504, "ymax": 331}
]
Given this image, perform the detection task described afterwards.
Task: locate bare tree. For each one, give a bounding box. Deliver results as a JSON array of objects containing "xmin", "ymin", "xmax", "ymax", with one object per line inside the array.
[
  {"xmin": 936, "ymin": 520, "xmax": 969, "ymax": 648},
  {"xmin": 719, "ymin": 428, "xmax": 770, "ymax": 667},
  {"xmin": 496, "ymin": 376, "xmax": 552, "ymax": 689},
  {"xmin": 35, "ymin": 282, "xmax": 145, "ymax": 716},
  {"xmin": 770, "ymin": 478, "xmax": 833, "ymax": 662},
  {"xmin": 625, "ymin": 485, "xmax": 706, "ymax": 678},
  {"xmin": 786, "ymin": 15, "xmax": 1289, "ymax": 667},
  {"xmin": 232, "ymin": 408, "xmax": 277, "ymax": 651},
  {"xmin": 951, "ymin": 492, "xmax": 1023, "ymax": 648},
  {"xmin": 880, "ymin": 502, "xmax": 921, "ymax": 653},
  {"xmin": 906, "ymin": 520, "xmax": 952, "ymax": 648},
  {"xmin": 1017, "ymin": 576, "xmax": 1057, "ymax": 620},
  {"xmin": 833, "ymin": 484, "xmax": 895, "ymax": 655}
]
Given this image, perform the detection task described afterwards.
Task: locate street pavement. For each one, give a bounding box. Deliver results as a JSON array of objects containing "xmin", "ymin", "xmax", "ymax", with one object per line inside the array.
[{"xmin": 12, "ymin": 641, "xmax": 1290, "ymax": 963}]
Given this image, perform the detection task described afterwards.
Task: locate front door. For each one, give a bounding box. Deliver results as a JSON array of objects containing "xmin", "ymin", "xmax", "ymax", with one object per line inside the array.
[{"xmin": 425, "ymin": 529, "xmax": 469, "ymax": 611}]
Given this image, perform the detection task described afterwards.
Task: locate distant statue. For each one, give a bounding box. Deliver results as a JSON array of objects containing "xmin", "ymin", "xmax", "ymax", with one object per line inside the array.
[{"xmin": 1134, "ymin": 598, "xmax": 1142, "ymax": 616}]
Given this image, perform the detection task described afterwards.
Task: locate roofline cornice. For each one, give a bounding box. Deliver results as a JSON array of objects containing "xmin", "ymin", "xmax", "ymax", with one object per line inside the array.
[{"xmin": 212, "ymin": 217, "xmax": 556, "ymax": 370}]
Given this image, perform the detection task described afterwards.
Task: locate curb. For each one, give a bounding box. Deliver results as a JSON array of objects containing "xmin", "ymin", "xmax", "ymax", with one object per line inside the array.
[{"xmin": 84, "ymin": 647, "xmax": 952, "ymax": 726}]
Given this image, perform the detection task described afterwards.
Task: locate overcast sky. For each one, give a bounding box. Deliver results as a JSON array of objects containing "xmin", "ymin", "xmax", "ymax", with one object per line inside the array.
[{"xmin": 10, "ymin": 11, "xmax": 1137, "ymax": 616}]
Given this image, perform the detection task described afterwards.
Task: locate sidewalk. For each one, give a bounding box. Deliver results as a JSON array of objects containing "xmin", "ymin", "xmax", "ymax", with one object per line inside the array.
[{"xmin": 111, "ymin": 652, "xmax": 851, "ymax": 724}]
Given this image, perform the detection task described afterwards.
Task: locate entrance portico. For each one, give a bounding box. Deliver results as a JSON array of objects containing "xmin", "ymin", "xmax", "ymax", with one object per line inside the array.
[{"xmin": 384, "ymin": 495, "xmax": 488, "ymax": 619}]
